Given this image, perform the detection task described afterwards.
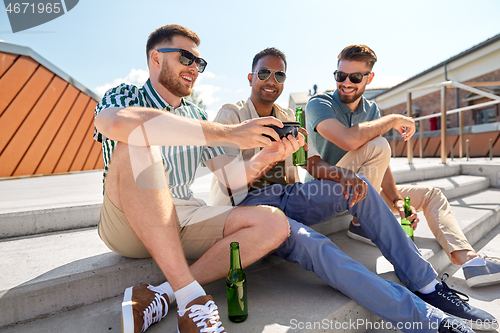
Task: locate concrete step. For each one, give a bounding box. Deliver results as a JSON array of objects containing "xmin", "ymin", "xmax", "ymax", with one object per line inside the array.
[
  {"xmin": 391, "ymin": 162, "xmax": 461, "ymax": 184},
  {"xmin": 0, "ymin": 254, "xmax": 382, "ymax": 333},
  {"xmin": 1, "ymin": 188, "xmax": 499, "ymax": 330},
  {"xmin": 389, "ymin": 157, "xmax": 500, "ymax": 189},
  {"xmin": 399, "ymin": 175, "xmax": 490, "ymax": 200},
  {"xmin": 0, "ymin": 171, "xmax": 103, "ymax": 239},
  {"xmin": 0, "ymin": 228, "xmax": 163, "ymax": 328},
  {"xmin": 2, "ymin": 206, "xmax": 499, "ymax": 333}
]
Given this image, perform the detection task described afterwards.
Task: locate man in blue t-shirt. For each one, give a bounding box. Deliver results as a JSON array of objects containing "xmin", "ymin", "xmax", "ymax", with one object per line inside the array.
[{"xmin": 306, "ymin": 45, "xmax": 500, "ymax": 290}]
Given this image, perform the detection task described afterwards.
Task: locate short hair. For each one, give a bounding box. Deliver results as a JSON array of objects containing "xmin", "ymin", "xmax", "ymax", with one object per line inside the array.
[
  {"xmin": 338, "ymin": 45, "xmax": 377, "ymax": 69},
  {"xmin": 251, "ymin": 47, "xmax": 287, "ymax": 71},
  {"xmin": 146, "ymin": 24, "xmax": 200, "ymax": 60}
]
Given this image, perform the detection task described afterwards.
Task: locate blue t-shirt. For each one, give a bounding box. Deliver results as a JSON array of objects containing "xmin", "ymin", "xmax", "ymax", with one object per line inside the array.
[{"xmin": 305, "ymin": 90, "xmax": 381, "ymax": 175}]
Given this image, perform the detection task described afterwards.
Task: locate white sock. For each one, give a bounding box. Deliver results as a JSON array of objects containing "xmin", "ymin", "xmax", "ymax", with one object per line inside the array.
[
  {"xmin": 462, "ymin": 256, "xmax": 486, "ymax": 267},
  {"xmin": 175, "ymin": 281, "xmax": 206, "ymax": 311},
  {"xmin": 155, "ymin": 281, "xmax": 175, "ymax": 304},
  {"xmin": 418, "ymin": 280, "xmax": 439, "ymax": 294},
  {"xmin": 352, "ymin": 220, "xmax": 361, "ymax": 227}
]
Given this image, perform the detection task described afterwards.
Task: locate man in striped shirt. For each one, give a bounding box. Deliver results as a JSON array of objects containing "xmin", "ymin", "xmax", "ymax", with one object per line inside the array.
[{"xmin": 94, "ymin": 25, "xmax": 304, "ymax": 333}]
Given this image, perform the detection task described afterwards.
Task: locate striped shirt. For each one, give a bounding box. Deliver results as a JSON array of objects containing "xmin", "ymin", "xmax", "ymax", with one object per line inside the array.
[{"xmin": 93, "ymin": 79, "xmax": 225, "ymax": 199}]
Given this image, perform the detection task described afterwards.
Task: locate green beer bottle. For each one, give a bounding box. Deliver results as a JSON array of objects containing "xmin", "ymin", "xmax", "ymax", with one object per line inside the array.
[
  {"xmin": 226, "ymin": 242, "xmax": 247, "ymax": 322},
  {"xmin": 401, "ymin": 196, "xmax": 414, "ymax": 241},
  {"xmin": 293, "ymin": 107, "xmax": 307, "ymax": 166}
]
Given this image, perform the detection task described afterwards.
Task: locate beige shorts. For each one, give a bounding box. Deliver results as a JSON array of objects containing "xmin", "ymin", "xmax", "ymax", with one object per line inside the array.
[{"xmin": 98, "ymin": 192, "xmax": 235, "ymax": 260}]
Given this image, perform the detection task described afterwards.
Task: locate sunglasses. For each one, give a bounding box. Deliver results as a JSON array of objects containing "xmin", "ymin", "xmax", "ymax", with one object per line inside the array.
[
  {"xmin": 156, "ymin": 48, "xmax": 208, "ymax": 73},
  {"xmin": 252, "ymin": 68, "xmax": 287, "ymax": 84},
  {"xmin": 334, "ymin": 70, "xmax": 371, "ymax": 84}
]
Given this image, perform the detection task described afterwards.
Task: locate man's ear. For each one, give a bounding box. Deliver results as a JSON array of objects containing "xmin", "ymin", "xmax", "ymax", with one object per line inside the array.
[
  {"xmin": 248, "ymin": 73, "xmax": 253, "ymax": 86},
  {"xmin": 367, "ymin": 72, "xmax": 375, "ymax": 85},
  {"xmin": 149, "ymin": 50, "xmax": 162, "ymax": 70}
]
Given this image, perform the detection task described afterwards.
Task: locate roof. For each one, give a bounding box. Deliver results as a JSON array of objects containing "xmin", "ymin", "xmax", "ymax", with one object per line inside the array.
[
  {"xmin": 0, "ymin": 40, "xmax": 100, "ymax": 100},
  {"xmin": 289, "ymin": 92, "xmax": 314, "ymax": 105},
  {"xmin": 375, "ymin": 33, "xmax": 500, "ymax": 98},
  {"xmin": 0, "ymin": 41, "xmax": 102, "ymax": 178}
]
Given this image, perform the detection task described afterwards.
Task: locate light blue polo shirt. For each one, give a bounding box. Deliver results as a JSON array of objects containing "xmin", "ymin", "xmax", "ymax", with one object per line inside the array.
[{"xmin": 305, "ymin": 90, "xmax": 381, "ymax": 180}]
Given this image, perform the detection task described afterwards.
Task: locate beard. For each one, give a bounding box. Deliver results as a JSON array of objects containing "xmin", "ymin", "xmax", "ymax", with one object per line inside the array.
[
  {"xmin": 338, "ymin": 85, "xmax": 365, "ymax": 105},
  {"xmin": 158, "ymin": 63, "xmax": 193, "ymax": 98}
]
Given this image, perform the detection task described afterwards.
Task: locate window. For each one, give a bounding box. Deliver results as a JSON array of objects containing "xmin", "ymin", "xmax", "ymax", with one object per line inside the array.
[{"xmin": 476, "ymin": 107, "xmax": 497, "ymax": 124}]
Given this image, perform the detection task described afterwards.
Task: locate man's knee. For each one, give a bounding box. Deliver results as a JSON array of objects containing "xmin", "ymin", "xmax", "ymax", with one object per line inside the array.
[
  {"xmin": 258, "ymin": 205, "xmax": 290, "ymax": 240},
  {"xmin": 426, "ymin": 186, "xmax": 446, "ymax": 205},
  {"xmin": 367, "ymin": 136, "xmax": 391, "ymax": 161}
]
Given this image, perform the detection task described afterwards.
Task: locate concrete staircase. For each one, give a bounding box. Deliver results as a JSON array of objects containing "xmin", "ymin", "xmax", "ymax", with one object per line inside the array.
[{"xmin": 1, "ymin": 158, "xmax": 499, "ymax": 333}]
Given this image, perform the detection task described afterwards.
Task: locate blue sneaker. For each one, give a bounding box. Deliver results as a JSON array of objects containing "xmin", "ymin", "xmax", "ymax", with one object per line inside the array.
[
  {"xmin": 464, "ymin": 255, "xmax": 500, "ymax": 288},
  {"xmin": 414, "ymin": 274, "xmax": 498, "ymax": 331},
  {"xmin": 347, "ymin": 221, "xmax": 376, "ymax": 246},
  {"xmin": 439, "ymin": 317, "xmax": 475, "ymax": 333}
]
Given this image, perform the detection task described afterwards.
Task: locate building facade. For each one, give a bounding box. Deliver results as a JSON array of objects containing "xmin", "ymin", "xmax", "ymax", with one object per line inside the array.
[{"xmin": 374, "ymin": 34, "xmax": 500, "ymax": 158}]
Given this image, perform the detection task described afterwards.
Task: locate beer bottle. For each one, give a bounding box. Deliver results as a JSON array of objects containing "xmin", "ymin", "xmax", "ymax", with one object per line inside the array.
[
  {"xmin": 226, "ymin": 242, "xmax": 247, "ymax": 322},
  {"xmin": 401, "ymin": 196, "xmax": 414, "ymax": 241},
  {"xmin": 293, "ymin": 107, "xmax": 307, "ymax": 166}
]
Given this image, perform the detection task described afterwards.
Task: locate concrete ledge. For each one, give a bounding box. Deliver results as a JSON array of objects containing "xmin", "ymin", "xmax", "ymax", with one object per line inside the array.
[
  {"xmin": 392, "ymin": 163, "xmax": 461, "ymax": 183},
  {"xmin": 0, "ymin": 229, "xmax": 164, "ymax": 328},
  {"xmin": 0, "ymin": 204, "xmax": 100, "ymax": 239},
  {"xmin": 3, "ymin": 217, "xmax": 500, "ymax": 333},
  {"xmin": 460, "ymin": 162, "xmax": 500, "ymax": 188},
  {"xmin": 1, "ymin": 188, "xmax": 498, "ymax": 329},
  {"xmin": 399, "ymin": 175, "xmax": 490, "ymax": 199}
]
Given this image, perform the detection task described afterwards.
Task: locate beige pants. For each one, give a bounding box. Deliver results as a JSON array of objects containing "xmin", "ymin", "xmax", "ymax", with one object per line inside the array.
[
  {"xmin": 98, "ymin": 192, "xmax": 235, "ymax": 260},
  {"xmin": 337, "ymin": 136, "xmax": 473, "ymax": 257},
  {"xmin": 336, "ymin": 136, "xmax": 391, "ymax": 191},
  {"xmin": 379, "ymin": 186, "xmax": 472, "ymax": 257}
]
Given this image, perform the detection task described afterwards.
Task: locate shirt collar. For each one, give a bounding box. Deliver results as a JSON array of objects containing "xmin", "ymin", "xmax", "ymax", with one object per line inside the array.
[
  {"xmin": 247, "ymin": 98, "xmax": 292, "ymax": 121},
  {"xmin": 143, "ymin": 79, "xmax": 186, "ymax": 112}
]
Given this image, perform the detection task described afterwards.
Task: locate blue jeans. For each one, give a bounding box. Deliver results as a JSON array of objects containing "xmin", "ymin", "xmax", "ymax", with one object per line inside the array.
[{"xmin": 238, "ymin": 177, "xmax": 443, "ymax": 333}]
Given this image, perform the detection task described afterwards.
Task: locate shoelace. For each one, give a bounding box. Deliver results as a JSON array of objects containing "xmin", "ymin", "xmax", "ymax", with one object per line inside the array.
[
  {"xmin": 182, "ymin": 300, "xmax": 225, "ymax": 333},
  {"xmin": 438, "ymin": 273, "xmax": 470, "ymax": 307},
  {"xmin": 480, "ymin": 253, "xmax": 500, "ymax": 261},
  {"xmin": 141, "ymin": 292, "xmax": 168, "ymax": 332}
]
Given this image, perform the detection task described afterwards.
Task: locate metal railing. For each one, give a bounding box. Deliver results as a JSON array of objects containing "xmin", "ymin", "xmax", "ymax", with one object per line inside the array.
[{"xmin": 401, "ymin": 80, "xmax": 500, "ymax": 164}]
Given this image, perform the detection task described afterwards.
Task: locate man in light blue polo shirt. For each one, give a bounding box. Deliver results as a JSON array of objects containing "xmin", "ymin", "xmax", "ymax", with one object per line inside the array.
[
  {"xmin": 306, "ymin": 44, "xmax": 500, "ymax": 306},
  {"xmin": 305, "ymin": 83, "xmax": 382, "ymax": 167}
]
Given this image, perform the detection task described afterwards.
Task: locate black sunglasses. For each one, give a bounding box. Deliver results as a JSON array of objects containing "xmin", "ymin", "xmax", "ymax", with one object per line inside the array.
[
  {"xmin": 252, "ymin": 68, "xmax": 287, "ymax": 84},
  {"xmin": 156, "ymin": 48, "xmax": 208, "ymax": 73},
  {"xmin": 334, "ymin": 70, "xmax": 371, "ymax": 84}
]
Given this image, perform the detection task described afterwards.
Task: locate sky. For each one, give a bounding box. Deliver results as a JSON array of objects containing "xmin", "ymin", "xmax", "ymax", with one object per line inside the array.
[{"xmin": 1, "ymin": 0, "xmax": 499, "ymax": 120}]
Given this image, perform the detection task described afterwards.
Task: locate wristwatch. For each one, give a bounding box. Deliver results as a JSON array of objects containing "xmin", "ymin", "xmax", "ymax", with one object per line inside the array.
[{"xmin": 392, "ymin": 197, "xmax": 404, "ymax": 207}]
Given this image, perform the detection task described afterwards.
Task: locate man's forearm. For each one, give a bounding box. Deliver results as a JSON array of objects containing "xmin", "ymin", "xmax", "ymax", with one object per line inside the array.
[
  {"xmin": 95, "ymin": 106, "xmax": 230, "ymax": 147},
  {"xmin": 351, "ymin": 114, "xmax": 403, "ymax": 148},
  {"xmin": 234, "ymin": 154, "xmax": 275, "ymax": 188},
  {"xmin": 317, "ymin": 114, "xmax": 412, "ymax": 152},
  {"xmin": 306, "ymin": 156, "xmax": 345, "ymax": 182},
  {"xmin": 380, "ymin": 167, "xmax": 402, "ymax": 204}
]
